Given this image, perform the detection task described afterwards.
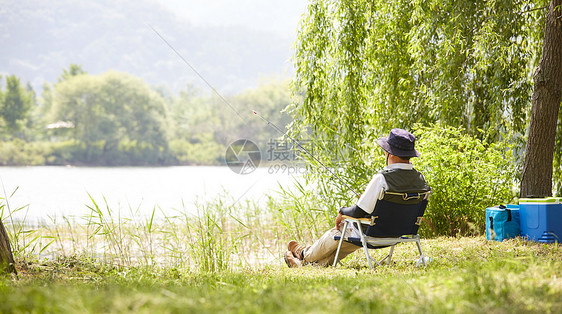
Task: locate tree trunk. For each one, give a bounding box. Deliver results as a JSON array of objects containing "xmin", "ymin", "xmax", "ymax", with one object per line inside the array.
[
  {"xmin": 0, "ymin": 219, "xmax": 17, "ymax": 275},
  {"xmin": 520, "ymin": 0, "xmax": 562, "ymax": 198}
]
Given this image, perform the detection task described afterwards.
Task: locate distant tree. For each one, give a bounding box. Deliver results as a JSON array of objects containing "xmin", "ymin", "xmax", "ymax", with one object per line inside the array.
[
  {"xmin": 168, "ymin": 83, "xmax": 210, "ymax": 142},
  {"xmin": 0, "ymin": 75, "xmax": 32, "ymax": 135},
  {"xmin": 37, "ymin": 83, "xmax": 54, "ymax": 126},
  {"xmin": 166, "ymin": 79, "xmax": 293, "ymax": 165},
  {"xmin": 57, "ymin": 64, "xmax": 86, "ymax": 83},
  {"xmin": 231, "ymin": 78, "xmax": 292, "ymax": 144},
  {"xmin": 520, "ymin": 0, "xmax": 562, "ymax": 198},
  {"xmin": 49, "ymin": 71, "xmax": 169, "ymax": 164},
  {"xmin": 25, "ymin": 82, "xmax": 36, "ymax": 103},
  {"xmin": 40, "ymin": 83, "xmax": 53, "ymax": 112}
]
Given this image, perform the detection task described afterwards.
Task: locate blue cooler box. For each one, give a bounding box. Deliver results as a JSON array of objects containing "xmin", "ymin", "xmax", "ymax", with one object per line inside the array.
[
  {"xmin": 486, "ymin": 205, "xmax": 520, "ymax": 241},
  {"xmin": 519, "ymin": 198, "xmax": 562, "ymax": 243}
]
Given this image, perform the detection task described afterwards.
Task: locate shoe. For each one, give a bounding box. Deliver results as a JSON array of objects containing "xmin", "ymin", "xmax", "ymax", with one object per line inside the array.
[
  {"xmin": 284, "ymin": 251, "xmax": 302, "ymax": 268},
  {"xmin": 288, "ymin": 240, "xmax": 305, "ymax": 260}
]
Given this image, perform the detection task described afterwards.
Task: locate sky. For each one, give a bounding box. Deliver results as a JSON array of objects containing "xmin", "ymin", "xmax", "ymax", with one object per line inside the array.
[
  {"xmin": 0, "ymin": 0, "xmax": 311, "ymax": 93},
  {"xmin": 157, "ymin": 0, "xmax": 308, "ymax": 35},
  {"xmin": 152, "ymin": 0, "xmax": 310, "ymax": 92}
]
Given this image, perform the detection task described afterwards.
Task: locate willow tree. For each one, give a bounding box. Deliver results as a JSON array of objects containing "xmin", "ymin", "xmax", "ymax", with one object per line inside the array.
[{"xmin": 291, "ymin": 0, "xmax": 546, "ymax": 194}]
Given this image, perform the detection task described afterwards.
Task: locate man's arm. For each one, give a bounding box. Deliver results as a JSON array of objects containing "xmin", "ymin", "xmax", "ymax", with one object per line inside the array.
[
  {"xmin": 335, "ymin": 205, "xmax": 369, "ymax": 229},
  {"xmin": 356, "ymin": 173, "xmax": 387, "ymax": 215},
  {"xmin": 335, "ymin": 172, "xmax": 386, "ymax": 229},
  {"xmin": 339, "ymin": 205, "xmax": 369, "ymax": 218}
]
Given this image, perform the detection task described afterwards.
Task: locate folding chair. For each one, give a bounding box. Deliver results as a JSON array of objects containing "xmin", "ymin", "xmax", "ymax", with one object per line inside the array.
[{"xmin": 333, "ymin": 190, "xmax": 430, "ymax": 269}]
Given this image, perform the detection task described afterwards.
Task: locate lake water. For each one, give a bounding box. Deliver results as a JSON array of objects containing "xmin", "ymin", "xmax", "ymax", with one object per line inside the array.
[{"xmin": 0, "ymin": 166, "xmax": 298, "ymax": 222}]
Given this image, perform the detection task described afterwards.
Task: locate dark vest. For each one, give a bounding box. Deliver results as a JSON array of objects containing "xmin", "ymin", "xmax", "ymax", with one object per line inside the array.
[
  {"xmin": 359, "ymin": 168, "xmax": 431, "ymax": 233},
  {"xmin": 382, "ymin": 167, "xmax": 431, "ymax": 193}
]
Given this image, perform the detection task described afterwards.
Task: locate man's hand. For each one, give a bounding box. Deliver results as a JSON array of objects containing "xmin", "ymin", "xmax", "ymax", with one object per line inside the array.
[{"xmin": 334, "ymin": 212, "xmax": 343, "ymax": 230}]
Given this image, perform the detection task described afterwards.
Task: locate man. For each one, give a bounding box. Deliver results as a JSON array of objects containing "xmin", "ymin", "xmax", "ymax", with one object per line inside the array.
[{"xmin": 284, "ymin": 128, "xmax": 430, "ymax": 267}]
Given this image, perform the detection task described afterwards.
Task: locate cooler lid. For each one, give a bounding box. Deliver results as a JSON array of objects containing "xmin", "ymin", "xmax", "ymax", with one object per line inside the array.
[{"xmin": 519, "ymin": 197, "xmax": 562, "ymax": 204}]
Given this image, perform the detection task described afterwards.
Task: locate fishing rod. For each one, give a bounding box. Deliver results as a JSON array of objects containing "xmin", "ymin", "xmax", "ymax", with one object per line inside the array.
[
  {"xmin": 149, "ymin": 24, "xmax": 359, "ymax": 197},
  {"xmin": 252, "ymin": 110, "xmax": 360, "ymax": 197}
]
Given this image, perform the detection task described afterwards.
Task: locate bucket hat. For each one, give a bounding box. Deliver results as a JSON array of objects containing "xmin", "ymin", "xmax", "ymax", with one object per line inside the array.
[{"xmin": 377, "ymin": 128, "xmax": 420, "ymax": 158}]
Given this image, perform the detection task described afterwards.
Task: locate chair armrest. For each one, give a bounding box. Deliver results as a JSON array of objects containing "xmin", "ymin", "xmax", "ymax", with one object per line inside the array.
[{"xmin": 342, "ymin": 215, "xmax": 372, "ymax": 225}]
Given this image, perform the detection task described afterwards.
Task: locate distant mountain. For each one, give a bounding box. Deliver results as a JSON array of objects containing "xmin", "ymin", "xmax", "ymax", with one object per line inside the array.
[{"xmin": 0, "ymin": 0, "xmax": 297, "ymax": 95}]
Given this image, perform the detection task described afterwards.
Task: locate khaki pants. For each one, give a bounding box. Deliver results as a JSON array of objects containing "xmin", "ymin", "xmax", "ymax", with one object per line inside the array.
[{"xmin": 302, "ymin": 226, "xmax": 359, "ymax": 267}]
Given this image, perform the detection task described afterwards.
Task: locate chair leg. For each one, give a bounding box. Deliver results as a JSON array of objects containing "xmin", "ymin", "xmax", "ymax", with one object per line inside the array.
[
  {"xmin": 357, "ymin": 221, "xmax": 375, "ymax": 269},
  {"xmin": 415, "ymin": 238, "xmax": 426, "ymax": 267},
  {"xmin": 377, "ymin": 245, "xmax": 395, "ymax": 265},
  {"xmin": 386, "ymin": 245, "xmax": 395, "ymax": 265},
  {"xmin": 332, "ymin": 220, "xmax": 349, "ymax": 267}
]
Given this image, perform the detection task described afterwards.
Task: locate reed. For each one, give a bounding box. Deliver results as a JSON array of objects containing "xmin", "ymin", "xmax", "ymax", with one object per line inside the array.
[
  {"xmin": 1, "ymin": 181, "xmax": 385, "ymax": 271},
  {"xmin": 1, "ymin": 187, "xmax": 320, "ymax": 271},
  {"xmin": 1, "ymin": 186, "xmax": 54, "ymax": 259}
]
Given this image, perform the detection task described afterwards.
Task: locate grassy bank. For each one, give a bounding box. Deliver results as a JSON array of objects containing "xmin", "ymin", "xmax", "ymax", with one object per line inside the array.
[
  {"xmin": 1, "ymin": 237, "xmax": 561, "ymax": 313},
  {"xmin": 2, "ymin": 192, "xmax": 562, "ymax": 313}
]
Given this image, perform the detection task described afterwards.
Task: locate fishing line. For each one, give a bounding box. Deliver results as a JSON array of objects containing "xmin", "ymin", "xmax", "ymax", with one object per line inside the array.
[
  {"xmin": 252, "ymin": 110, "xmax": 360, "ymax": 197},
  {"xmin": 148, "ymin": 24, "xmax": 247, "ymax": 124},
  {"xmin": 149, "ymin": 24, "xmax": 359, "ymax": 197}
]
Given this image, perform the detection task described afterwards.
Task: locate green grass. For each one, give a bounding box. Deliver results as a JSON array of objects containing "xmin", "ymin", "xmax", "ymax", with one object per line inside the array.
[
  {"xmin": 1, "ymin": 237, "xmax": 561, "ymax": 313},
  {"xmin": 2, "ymin": 191, "xmax": 562, "ymax": 313}
]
